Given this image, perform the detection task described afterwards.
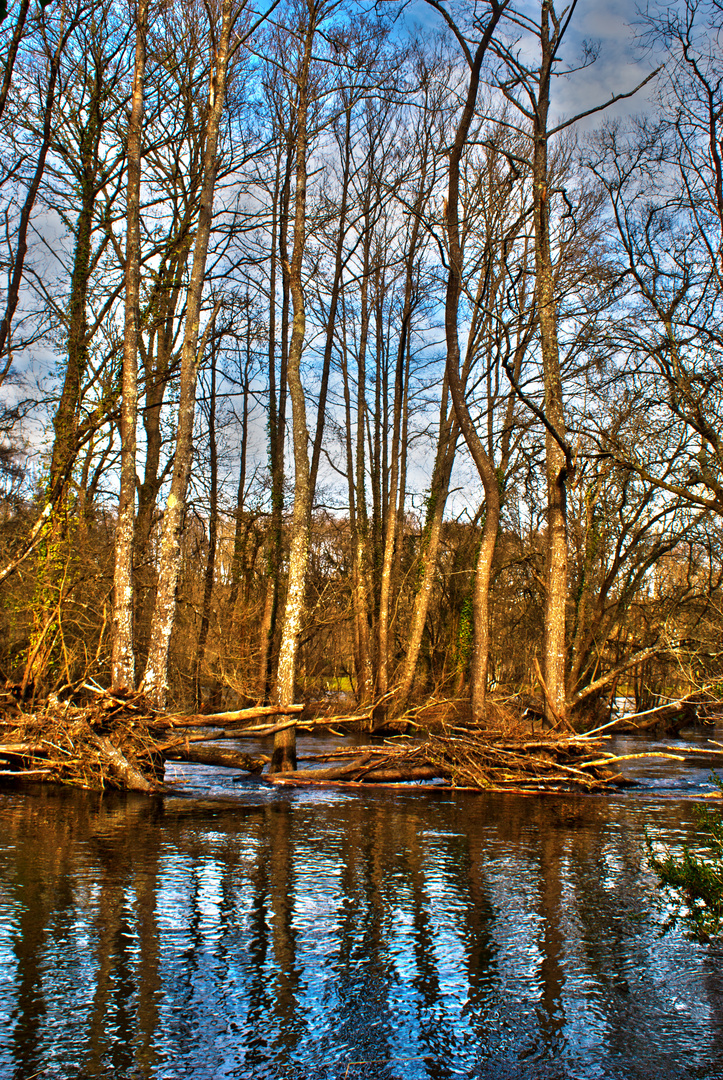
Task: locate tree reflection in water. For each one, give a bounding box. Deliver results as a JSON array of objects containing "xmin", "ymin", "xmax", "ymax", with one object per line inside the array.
[{"xmin": 0, "ymin": 782, "xmax": 721, "ymax": 1079}]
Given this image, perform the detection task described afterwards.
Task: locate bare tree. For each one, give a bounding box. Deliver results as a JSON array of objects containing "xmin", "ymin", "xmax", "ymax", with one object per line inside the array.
[
  {"xmin": 271, "ymin": 0, "xmax": 326, "ymax": 770},
  {"xmin": 421, "ymin": 0, "xmax": 509, "ymax": 718},
  {"xmin": 111, "ymin": 0, "xmax": 148, "ymax": 692},
  {"xmin": 495, "ymin": 0, "xmax": 657, "ymax": 722},
  {"xmin": 142, "ymin": 0, "xmax": 255, "ymax": 708}
]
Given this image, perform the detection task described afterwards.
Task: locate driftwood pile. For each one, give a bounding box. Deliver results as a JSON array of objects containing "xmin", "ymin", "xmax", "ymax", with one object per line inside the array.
[
  {"xmin": 0, "ymin": 686, "xmax": 715, "ymax": 794},
  {"xmin": 0, "ymin": 691, "xmax": 165, "ymax": 790},
  {"xmin": 272, "ymin": 728, "xmax": 626, "ymax": 791},
  {"xmin": 0, "ymin": 688, "xmax": 303, "ymax": 792}
]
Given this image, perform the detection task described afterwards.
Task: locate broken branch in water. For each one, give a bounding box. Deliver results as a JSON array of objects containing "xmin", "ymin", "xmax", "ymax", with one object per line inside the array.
[{"xmin": 0, "ymin": 689, "xmax": 715, "ymax": 794}]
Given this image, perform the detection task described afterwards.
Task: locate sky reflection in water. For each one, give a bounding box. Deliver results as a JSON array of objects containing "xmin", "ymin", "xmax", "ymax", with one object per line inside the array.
[{"xmin": 0, "ymin": 765, "xmax": 722, "ymax": 1080}]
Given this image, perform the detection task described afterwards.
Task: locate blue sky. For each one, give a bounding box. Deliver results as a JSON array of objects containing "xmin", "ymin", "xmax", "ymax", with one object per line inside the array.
[{"xmin": 402, "ymin": 0, "xmax": 662, "ymax": 131}]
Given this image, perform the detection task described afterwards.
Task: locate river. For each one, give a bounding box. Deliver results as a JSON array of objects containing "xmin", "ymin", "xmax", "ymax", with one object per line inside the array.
[{"xmin": 0, "ymin": 730, "xmax": 722, "ymax": 1079}]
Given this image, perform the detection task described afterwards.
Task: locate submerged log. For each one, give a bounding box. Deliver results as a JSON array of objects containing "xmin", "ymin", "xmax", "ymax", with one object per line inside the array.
[{"xmin": 166, "ymin": 744, "xmax": 267, "ymax": 773}]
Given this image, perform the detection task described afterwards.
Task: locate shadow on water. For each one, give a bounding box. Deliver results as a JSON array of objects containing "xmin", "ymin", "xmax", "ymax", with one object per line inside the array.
[{"xmin": 1, "ymin": 746, "xmax": 723, "ymax": 1079}]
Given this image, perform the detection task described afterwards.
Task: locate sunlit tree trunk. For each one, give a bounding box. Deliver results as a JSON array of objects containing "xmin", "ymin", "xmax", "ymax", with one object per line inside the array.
[
  {"xmin": 437, "ymin": 3, "xmax": 507, "ymax": 719},
  {"xmin": 396, "ymin": 390, "xmax": 458, "ymax": 709},
  {"xmin": 134, "ymin": 237, "xmax": 193, "ymax": 665},
  {"xmin": 534, "ymin": 2, "xmax": 569, "ymax": 725},
  {"xmin": 258, "ymin": 140, "xmax": 291, "ymax": 698},
  {"xmin": 141, "ymin": 0, "xmax": 236, "ymax": 709},
  {"xmin": 112, "ymin": 0, "xmax": 148, "ymax": 692},
  {"xmin": 271, "ymin": 2, "xmax": 320, "ymax": 772},
  {"xmin": 376, "ymin": 177, "xmax": 428, "ymax": 708}
]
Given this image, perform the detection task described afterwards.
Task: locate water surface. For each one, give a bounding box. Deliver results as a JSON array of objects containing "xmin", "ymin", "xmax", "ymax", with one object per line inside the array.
[{"xmin": 0, "ymin": 732, "xmax": 722, "ymax": 1079}]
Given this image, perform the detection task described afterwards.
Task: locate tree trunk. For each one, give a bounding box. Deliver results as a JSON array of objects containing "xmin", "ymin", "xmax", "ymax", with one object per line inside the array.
[
  {"xmin": 376, "ymin": 171, "xmax": 428, "ymax": 708},
  {"xmin": 375, "ymin": 306, "xmax": 405, "ymax": 706},
  {"xmin": 134, "ymin": 238, "xmax": 192, "ymax": 664},
  {"xmin": 438, "ymin": 8, "xmax": 505, "ymax": 719},
  {"xmin": 271, "ymin": 4, "xmax": 319, "ymax": 772},
  {"xmin": 227, "ymin": 301, "xmax": 253, "ymax": 625},
  {"xmin": 24, "ymin": 35, "xmax": 105, "ymax": 691},
  {"xmin": 258, "ymin": 142, "xmax": 292, "ymax": 698},
  {"xmin": 112, "ymin": 0, "xmax": 148, "ymax": 692},
  {"xmin": 141, "ymin": 0, "xmax": 235, "ymax": 709},
  {"xmin": 534, "ymin": 1, "xmax": 569, "ymax": 724},
  {"xmin": 396, "ymin": 394, "xmax": 458, "ymax": 708},
  {"xmin": 348, "ymin": 169, "xmax": 375, "ymax": 704},
  {"xmin": 194, "ymin": 330, "xmax": 219, "ymax": 707},
  {"xmin": 309, "ymin": 103, "xmax": 352, "ymax": 500}
]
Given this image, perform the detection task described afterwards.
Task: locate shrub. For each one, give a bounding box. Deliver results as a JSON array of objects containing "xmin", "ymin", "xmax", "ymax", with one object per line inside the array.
[{"xmin": 649, "ymin": 776, "xmax": 723, "ymax": 937}]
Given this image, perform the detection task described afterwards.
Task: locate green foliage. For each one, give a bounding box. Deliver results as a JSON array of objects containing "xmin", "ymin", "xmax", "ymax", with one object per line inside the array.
[
  {"xmin": 325, "ymin": 675, "xmax": 353, "ymax": 693},
  {"xmin": 457, "ymin": 595, "xmax": 474, "ymax": 670},
  {"xmin": 648, "ymin": 776, "xmax": 723, "ymax": 937}
]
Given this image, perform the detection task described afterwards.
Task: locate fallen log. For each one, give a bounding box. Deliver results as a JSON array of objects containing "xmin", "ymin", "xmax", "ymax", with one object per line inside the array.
[
  {"xmin": 274, "ymin": 752, "xmax": 379, "ymax": 782},
  {"xmin": 581, "ymin": 750, "xmax": 686, "ymax": 767},
  {"xmin": 160, "ymin": 720, "xmax": 299, "ymax": 745},
  {"xmin": 166, "ymin": 744, "xmax": 267, "ymax": 773},
  {"xmin": 0, "ymin": 742, "xmax": 47, "ymax": 756},
  {"xmin": 164, "ymin": 714, "xmax": 374, "ymax": 741},
  {"xmin": 90, "ymin": 735, "xmax": 155, "ymax": 793},
  {"xmin": 152, "ymin": 704, "xmax": 304, "ymax": 731},
  {"xmin": 267, "ymin": 764, "xmax": 442, "ymax": 784},
  {"xmin": 600, "ymin": 692, "xmax": 707, "ymax": 735},
  {"xmin": 0, "ymin": 768, "xmax": 53, "ymax": 777}
]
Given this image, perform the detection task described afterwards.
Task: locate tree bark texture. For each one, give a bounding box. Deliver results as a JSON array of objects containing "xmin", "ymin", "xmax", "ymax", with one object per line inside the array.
[
  {"xmin": 112, "ymin": 0, "xmax": 148, "ymax": 692},
  {"xmin": 141, "ymin": 0, "xmax": 235, "ymax": 709},
  {"xmin": 134, "ymin": 236, "xmax": 193, "ymax": 663},
  {"xmin": 535, "ymin": 0, "xmax": 569, "ymax": 724},
  {"xmin": 271, "ymin": 3, "xmax": 319, "ymax": 772},
  {"xmin": 258, "ymin": 142, "xmax": 292, "ymax": 698}
]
